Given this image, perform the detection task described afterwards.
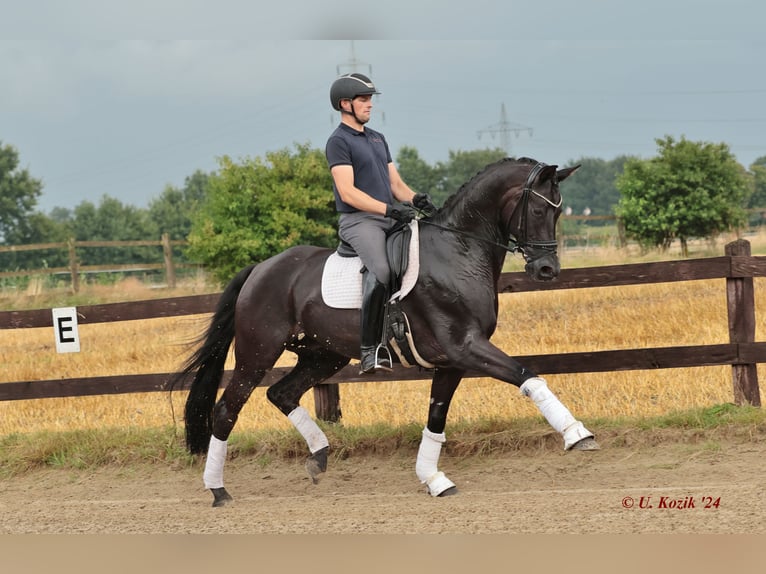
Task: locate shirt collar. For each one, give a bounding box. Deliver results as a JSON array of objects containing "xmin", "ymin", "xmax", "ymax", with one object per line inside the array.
[{"xmin": 338, "ymin": 123, "xmax": 366, "ymax": 136}]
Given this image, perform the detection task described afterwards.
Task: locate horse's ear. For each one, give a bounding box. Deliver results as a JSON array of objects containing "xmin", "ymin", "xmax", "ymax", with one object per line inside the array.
[
  {"xmin": 556, "ymin": 164, "xmax": 581, "ymax": 183},
  {"xmin": 539, "ymin": 164, "xmax": 559, "ymax": 183}
]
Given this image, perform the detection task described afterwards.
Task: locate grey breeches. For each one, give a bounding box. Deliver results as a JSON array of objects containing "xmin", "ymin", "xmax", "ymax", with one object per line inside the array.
[{"xmin": 338, "ymin": 212, "xmax": 394, "ymax": 286}]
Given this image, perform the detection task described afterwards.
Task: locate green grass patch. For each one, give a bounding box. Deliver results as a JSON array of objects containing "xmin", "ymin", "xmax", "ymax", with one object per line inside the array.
[
  {"xmin": 2, "ymin": 403, "xmax": 764, "ymax": 478},
  {"xmin": 0, "ymin": 426, "xmax": 194, "ymax": 479},
  {"xmin": 589, "ymin": 402, "xmax": 765, "ymax": 431}
]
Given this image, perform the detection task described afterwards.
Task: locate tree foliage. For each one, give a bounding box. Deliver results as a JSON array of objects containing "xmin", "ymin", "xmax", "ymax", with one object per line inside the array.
[
  {"xmin": 0, "ymin": 142, "xmax": 43, "ymax": 244},
  {"xmin": 186, "ymin": 144, "xmax": 337, "ymax": 283},
  {"xmin": 747, "ymin": 156, "xmax": 766, "ymax": 208},
  {"xmin": 615, "ymin": 136, "xmax": 750, "ymax": 255},
  {"xmin": 148, "ymin": 170, "xmax": 211, "ymax": 241},
  {"xmin": 559, "ymin": 155, "xmax": 632, "ymax": 217},
  {"xmin": 434, "ymin": 148, "xmax": 508, "ymax": 205},
  {"xmin": 397, "ymin": 146, "xmax": 507, "ymax": 206},
  {"xmin": 396, "ymin": 146, "xmax": 442, "ymax": 202},
  {"xmin": 70, "ymin": 196, "xmax": 159, "ymax": 264}
]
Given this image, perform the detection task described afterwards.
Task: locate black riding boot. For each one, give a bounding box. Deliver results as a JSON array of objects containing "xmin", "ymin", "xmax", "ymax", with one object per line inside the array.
[{"xmin": 359, "ymin": 271, "xmax": 392, "ymax": 374}]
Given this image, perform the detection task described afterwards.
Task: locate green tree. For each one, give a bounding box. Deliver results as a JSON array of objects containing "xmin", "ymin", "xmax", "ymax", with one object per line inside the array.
[
  {"xmin": 187, "ymin": 143, "xmax": 337, "ymax": 283},
  {"xmin": 743, "ymin": 156, "xmax": 766, "ymax": 227},
  {"xmin": 148, "ymin": 170, "xmax": 212, "ymax": 241},
  {"xmin": 396, "ymin": 146, "xmax": 441, "ymax": 202},
  {"xmin": 560, "ymin": 155, "xmax": 632, "ymax": 217},
  {"xmin": 71, "ymin": 196, "xmax": 159, "ymax": 265},
  {"xmin": 747, "ymin": 156, "xmax": 766, "ymax": 207},
  {"xmin": 0, "ymin": 142, "xmax": 44, "ymax": 245},
  {"xmin": 615, "ymin": 136, "xmax": 749, "ymax": 256},
  {"xmin": 432, "ymin": 148, "xmax": 507, "ymax": 206},
  {"xmin": 396, "ymin": 146, "xmax": 537, "ymax": 208}
]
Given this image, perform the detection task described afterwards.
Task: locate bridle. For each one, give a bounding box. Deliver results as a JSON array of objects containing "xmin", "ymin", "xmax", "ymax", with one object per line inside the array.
[
  {"xmin": 512, "ymin": 161, "xmax": 562, "ymax": 257},
  {"xmin": 418, "ymin": 161, "xmax": 562, "ymax": 260}
]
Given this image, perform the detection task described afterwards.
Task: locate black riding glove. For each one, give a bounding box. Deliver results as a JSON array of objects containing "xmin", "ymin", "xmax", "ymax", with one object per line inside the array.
[
  {"xmin": 385, "ymin": 201, "xmax": 418, "ymax": 223},
  {"xmin": 412, "ymin": 193, "xmax": 437, "ymax": 214}
]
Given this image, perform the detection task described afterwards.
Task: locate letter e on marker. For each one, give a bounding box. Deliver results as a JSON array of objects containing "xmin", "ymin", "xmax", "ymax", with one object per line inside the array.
[{"xmin": 52, "ymin": 307, "xmax": 81, "ymax": 353}]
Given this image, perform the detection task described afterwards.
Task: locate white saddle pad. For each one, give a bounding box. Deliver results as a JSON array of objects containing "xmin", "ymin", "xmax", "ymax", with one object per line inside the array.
[{"xmin": 321, "ymin": 220, "xmax": 420, "ymax": 309}]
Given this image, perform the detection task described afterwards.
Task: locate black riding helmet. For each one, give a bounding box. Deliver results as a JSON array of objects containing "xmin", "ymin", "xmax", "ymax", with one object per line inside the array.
[{"xmin": 330, "ymin": 73, "xmax": 381, "ymax": 111}]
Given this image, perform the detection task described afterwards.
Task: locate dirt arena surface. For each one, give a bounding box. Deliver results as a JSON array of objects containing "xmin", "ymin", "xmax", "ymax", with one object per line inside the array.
[{"xmin": 2, "ymin": 429, "xmax": 764, "ymax": 534}]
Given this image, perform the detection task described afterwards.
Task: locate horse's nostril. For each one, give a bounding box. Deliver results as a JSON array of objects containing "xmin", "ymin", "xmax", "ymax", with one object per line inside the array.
[{"xmin": 533, "ymin": 262, "xmax": 560, "ymax": 281}]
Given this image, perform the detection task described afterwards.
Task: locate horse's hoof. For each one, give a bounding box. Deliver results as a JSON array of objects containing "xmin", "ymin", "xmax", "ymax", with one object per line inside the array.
[
  {"xmin": 436, "ymin": 486, "xmax": 458, "ymax": 497},
  {"xmin": 426, "ymin": 471, "xmax": 457, "ymax": 497},
  {"xmin": 210, "ymin": 487, "xmax": 233, "ymax": 507},
  {"xmin": 306, "ymin": 446, "xmax": 329, "ymax": 484},
  {"xmin": 571, "ymin": 437, "xmax": 600, "ymax": 451}
]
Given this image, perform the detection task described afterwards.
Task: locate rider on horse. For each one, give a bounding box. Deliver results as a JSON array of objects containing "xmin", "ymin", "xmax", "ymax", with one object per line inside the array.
[{"xmin": 325, "ymin": 72, "xmax": 436, "ymax": 374}]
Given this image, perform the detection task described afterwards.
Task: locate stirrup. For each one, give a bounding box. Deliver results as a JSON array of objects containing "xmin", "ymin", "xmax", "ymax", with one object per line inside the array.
[
  {"xmin": 374, "ymin": 344, "xmax": 393, "ymax": 372},
  {"xmin": 360, "ymin": 344, "xmax": 393, "ymax": 374}
]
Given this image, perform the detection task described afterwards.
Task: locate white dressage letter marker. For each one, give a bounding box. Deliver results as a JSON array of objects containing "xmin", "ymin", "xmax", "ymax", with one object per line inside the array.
[{"xmin": 52, "ymin": 307, "xmax": 80, "ymax": 353}]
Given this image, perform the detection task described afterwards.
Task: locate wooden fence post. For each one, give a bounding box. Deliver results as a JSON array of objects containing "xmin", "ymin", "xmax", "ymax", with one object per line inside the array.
[
  {"xmin": 313, "ymin": 384, "xmax": 342, "ymax": 423},
  {"xmin": 161, "ymin": 233, "xmax": 176, "ymax": 289},
  {"xmin": 67, "ymin": 237, "xmax": 80, "ymax": 293},
  {"xmin": 725, "ymin": 239, "xmax": 761, "ymax": 406}
]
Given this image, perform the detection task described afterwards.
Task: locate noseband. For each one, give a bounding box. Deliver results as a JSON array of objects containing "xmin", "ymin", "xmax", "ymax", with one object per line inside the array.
[{"xmin": 510, "ymin": 162, "xmax": 562, "ymax": 259}]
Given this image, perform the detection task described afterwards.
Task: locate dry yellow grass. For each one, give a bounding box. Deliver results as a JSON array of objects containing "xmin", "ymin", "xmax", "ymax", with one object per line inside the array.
[{"xmin": 2, "ymin": 232, "xmax": 766, "ymax": 435}]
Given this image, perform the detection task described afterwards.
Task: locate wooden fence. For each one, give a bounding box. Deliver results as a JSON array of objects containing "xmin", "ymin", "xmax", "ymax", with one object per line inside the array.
[
  {"xmin": 0, "ymin": 239, "xmax": 763, "ymax": 420},
  {"xmin": 0, "ymin": 233, "xmax": 191, "ymax": 291},
  {"xmin": 0, "ymin": 216, "xmax": 621, "ymax": 292}
]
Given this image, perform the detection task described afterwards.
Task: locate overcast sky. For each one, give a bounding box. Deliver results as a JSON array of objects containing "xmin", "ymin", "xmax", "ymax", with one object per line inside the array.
[{"xmin": 2, "ymin": 1, "xmax": 764, "ymax": 212}]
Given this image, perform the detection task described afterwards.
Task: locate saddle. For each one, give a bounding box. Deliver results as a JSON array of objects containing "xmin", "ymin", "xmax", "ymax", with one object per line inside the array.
[
  {"xmin": 336, "ymin": 220, "xmax": 411, "ymax": 295},
  {"xmin": 321, "ymin": 220, "xmax": 434, "ymax": 370}
]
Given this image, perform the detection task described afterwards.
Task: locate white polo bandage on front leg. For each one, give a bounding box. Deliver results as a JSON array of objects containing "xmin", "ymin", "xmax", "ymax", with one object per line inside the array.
[
  {"xmin": 520, "ymin": 377, "xmax": 594, "ymax": 450},
  {"xmin": 287, "ymin": 406, "xmax": 330, "ymax": 454},
  {"xmin": 416, "ymin": 427, "xmax": 445, "ymax": 484},
  {"xmin": 203, "ymin": 435, "xmax": 227, "ymax": 489},
  {"xmin": 413, "ymin": 428, "xmax": 454, "ymax": 498}
]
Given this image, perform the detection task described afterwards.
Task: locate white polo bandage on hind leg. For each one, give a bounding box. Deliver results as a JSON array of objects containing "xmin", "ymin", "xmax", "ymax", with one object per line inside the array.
[
  {"xmin": 203, "ymin": 435, "xmax": 227, "ymax": 489},
  {"xmin": 287, "ymin": 406, "xmax": 330, "ymax": 454},
  {"xmin": 520, "ymin": 377, "xmax": 593, "ymax": 449}
]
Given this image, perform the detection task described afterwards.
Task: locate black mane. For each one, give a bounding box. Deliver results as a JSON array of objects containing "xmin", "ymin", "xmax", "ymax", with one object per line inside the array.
[{"xmin": 434, "ymin": 156, "xmax": 537, "ymax": 221}]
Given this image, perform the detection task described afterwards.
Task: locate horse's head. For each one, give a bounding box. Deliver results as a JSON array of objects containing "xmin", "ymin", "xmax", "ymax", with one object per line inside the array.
[{"xmin": 504, "ymin": 161, "xmax": 580, "ymax": 281}]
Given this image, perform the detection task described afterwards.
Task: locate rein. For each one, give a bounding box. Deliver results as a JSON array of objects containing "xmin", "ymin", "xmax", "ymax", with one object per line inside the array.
[
  {"xmin": 418, "ymin": 219, "xmax": 521, "ymax": 254},
  {"xmin": 418, "ymin": 161, "xmax": 561, "ymax": 257}
]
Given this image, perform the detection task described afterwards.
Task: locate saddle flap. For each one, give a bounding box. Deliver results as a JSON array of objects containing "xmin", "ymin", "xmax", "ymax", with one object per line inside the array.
[
  {"xmin": 385, "ymin": 222, "xmax": 412, "ymax": 292},
  {"xmin": 322, "ymin": 220, "xmax": 420, "ymax": 309}
]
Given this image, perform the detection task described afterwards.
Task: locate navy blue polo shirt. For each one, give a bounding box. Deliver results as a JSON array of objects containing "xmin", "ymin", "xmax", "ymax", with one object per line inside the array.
[{"xmin": 325, "ymin": 123, "xmax": 394, "ymax": 213}]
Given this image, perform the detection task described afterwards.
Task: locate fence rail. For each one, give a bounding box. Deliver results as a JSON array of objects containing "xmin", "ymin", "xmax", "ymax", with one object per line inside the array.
[
  {"xmin": 1, "ymin": 240, "xmax": 763, "ymax": 417},
  {"xmin": 0, "ymin": 215, "xmax": 626, "ymax": 290},
  {"xmin": 0, "ymin": 234, "xmax": 191, "ymax": 290}
]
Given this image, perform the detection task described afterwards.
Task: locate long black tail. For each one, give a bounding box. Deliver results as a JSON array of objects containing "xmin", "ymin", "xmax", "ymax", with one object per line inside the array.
[{"xmin": 169, "ymin": 264, "xmax": 257, "ymax": 454}]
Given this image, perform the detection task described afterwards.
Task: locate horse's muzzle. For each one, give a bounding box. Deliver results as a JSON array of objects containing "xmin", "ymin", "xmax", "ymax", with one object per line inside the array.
[{"xmin": 524, "ymin": 251, "xmax": 561, "ymax": 281}]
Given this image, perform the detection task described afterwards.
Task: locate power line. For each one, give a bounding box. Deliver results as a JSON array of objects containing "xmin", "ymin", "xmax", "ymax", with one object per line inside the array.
[
  {"xmin": 477, "ymin": 103, "xmax": 532, "ymax": 156},
  {"xmin": 335, "ymin": 40, "xmax": 372, "ymax": 76}
]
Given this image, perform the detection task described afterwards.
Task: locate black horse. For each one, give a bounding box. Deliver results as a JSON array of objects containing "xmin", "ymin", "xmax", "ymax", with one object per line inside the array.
[{"xmin": 173, "ymin": 157, "xmax": 598, "ymax": 507}]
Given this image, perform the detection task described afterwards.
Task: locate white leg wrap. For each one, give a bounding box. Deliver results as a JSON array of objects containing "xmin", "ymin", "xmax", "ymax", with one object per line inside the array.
[
  {"xmin": 203, "ymin": 435, "xmax": 227, "ymax": 489},
  {"xmin": 520, "ymin": 377, "xmax": 594, "ymax": 450},
  {"xmin": 415, "ymin": 428, "xmax": 456, "ymax": 496},
  {"xmin": 561, "ymin": 420, "xmax": 594, "ymax": 450},
  {"xmin": 287, "ymin": 406, "xmax": 330, "ymax": 454}
]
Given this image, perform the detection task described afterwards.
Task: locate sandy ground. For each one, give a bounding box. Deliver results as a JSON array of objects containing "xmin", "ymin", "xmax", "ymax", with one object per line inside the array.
[{"xmin": 2, "ymin": 429, "xmax": 764, "ymax": 534}]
